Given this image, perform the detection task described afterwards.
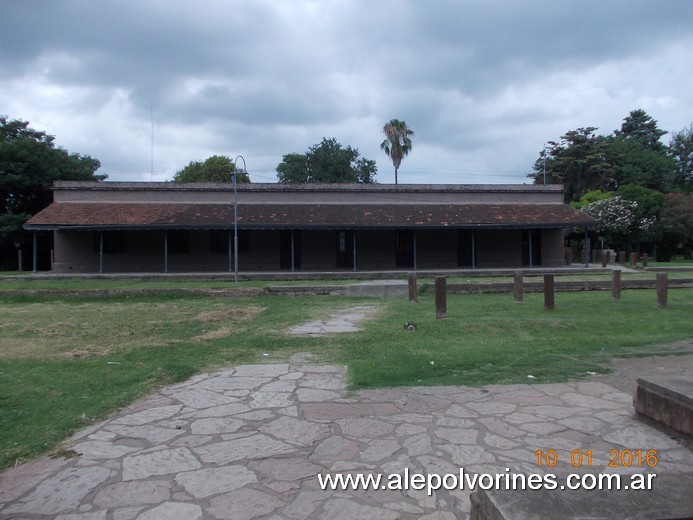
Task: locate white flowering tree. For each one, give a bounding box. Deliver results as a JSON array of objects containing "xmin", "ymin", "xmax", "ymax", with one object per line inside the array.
[{"xmin": 581, "ymin": 195, "xmax": 640, "ymax": 250}]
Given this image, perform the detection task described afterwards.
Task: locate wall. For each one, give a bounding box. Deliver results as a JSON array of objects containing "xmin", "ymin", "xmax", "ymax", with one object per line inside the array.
[
  {"xmin": 541, "ymin": 229, "xmax": 566, "ymax": 267},
  {"xmin": 476, "ymin": 230, "xmax": 523, "ymax": 268}
]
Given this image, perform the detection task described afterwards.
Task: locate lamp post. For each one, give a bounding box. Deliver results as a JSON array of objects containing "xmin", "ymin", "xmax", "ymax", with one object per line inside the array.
[
  {"xmin": 232, "ymin": 155, "xmax": 247, "ymax": 282},
  {"xmin": 542, "ymin": 145, "xmax": 548, "ymax": 186}
]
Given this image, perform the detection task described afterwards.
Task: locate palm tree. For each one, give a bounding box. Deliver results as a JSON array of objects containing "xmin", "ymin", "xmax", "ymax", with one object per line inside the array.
[{"xmin": 381, "ymin": 119, "xmax": 414, "ymax": 184}]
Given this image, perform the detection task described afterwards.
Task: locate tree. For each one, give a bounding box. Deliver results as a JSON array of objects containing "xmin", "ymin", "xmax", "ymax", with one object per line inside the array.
[
  {"xmin": 380, "ymin": 119, "xmax": 414, "ymax": 185},
  {"xmin": 616, "ymin": 184, "xmax": 665, "ymax": 248},
  {"xmin": 580, "ymin": 196, "xmax": 640, "ymax": 251},
  {"xmin": 276, "ymin": 138, "xmax": 376, "ymax": 183},
  {"xmin": 669, "ymin": 124, "xmax": 693, "ymax": 190},
  {"xmin": 660, "ymin": 192, "xmax": 693, "ymax": 259},
  {"xmin": 615, "ymin": 109, "xmax": 667, "ymax": 152},
  {"xmin": 529, "ymin": 127, "xmax": 612, "ymax": 202},
  {"xmin": 607, "ymin": 136, "xmax": 675, "ymax": 191},
  {"xmin": 275, "ymin": 153, "xmax": 307, "ymax": 183},
  {"xmin": 1, "ymin": 116, "xmax": 104, "ymax": 269},
  {"xmin": 172, "ymin": 155, "xmax": 250, "ymax": 183}
]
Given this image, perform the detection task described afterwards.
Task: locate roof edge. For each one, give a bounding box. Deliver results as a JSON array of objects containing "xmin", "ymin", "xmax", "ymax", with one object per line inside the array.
[{"xmin": 53, "ymin": 180, "xmax": 565, "ymax": 194}]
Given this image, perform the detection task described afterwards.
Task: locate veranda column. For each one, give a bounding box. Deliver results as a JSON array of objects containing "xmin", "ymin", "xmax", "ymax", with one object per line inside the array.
[
  {"xmin": 32, "ymin": 232, "xmax": 37, "ymax": 274},
  {"xmin": 99, "ymin": 231, "xmax": 104, "ymax": 274},
  {"xmin": 164, "ymin": 230, "xmax": 169, "ymax": 274},
  {"xmin": 412, "ymin": 230, "xmax": 417, "ymax": 271}
]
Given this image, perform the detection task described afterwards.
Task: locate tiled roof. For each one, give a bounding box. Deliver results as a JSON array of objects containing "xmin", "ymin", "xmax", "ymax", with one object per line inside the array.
[{"xmin": 25, "ymin": 202, "xmax": 595, "ymax": 230}]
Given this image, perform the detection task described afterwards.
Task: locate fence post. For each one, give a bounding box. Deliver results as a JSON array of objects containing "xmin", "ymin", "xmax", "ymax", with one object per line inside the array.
[
  {"xmin": 408, "ymin": 272, "xmax": 418, "ymax": 304},
  {"xmin": 612, "ymin": 270, "xmax": 621, "ymax": 300},
  {"xmin": 618, "ymin": 251, "xmax": 626, "ymax": 264},
  {"xmin": 657, "ymin": 273, "xmax": 668, "ymax": 309},
  {"xmin": 630, "ymin": 252, "xmax": 638, "ymax": 268},
  {"xmin": 601, "ymin": 251, "xmax": 608, "ymax": 268},
  {"xmin": 435, "ymin": 277, "xmax": 447, "ymax": 319},
  {"xmin": 543, "ymin": 274, "xmax": 555, "ymax": 311},
  {"xmin": 514, "ymin": 271, "xmax": 523, "ymax": 303},
  {"xmin": 642, "ymin": 253, "xmax": 648, "ymax": 268}
]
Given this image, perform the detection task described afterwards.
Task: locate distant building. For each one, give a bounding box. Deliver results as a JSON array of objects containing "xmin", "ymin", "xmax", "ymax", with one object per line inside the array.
[{"xmin": 24, "ymin": 181, "xmax": 594, "ymax": 273}]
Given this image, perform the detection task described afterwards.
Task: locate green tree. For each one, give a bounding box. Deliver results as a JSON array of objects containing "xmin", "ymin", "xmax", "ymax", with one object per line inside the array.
[
  {"xmin": 172, "ymin": 155, "xmax": 250, "ymax": 183},
  {"xmin": 570, "ymin": 189, "xmax": 613, "ymax": 210},
  {"xmin": 529, "ymin": 127, "xmax": 612, "ymax": 202},
  {"xmin": 380, "ymin": 119, "xmax": 414, "ymax": 185},
  {"xmin": 616, "ymin": 184, "xmax": 665, "ymax": 248},
  {"xmin": 275, "ymin": 153, "xmax": 307, "ymax": 183},
  {"xmin": 276, "ymin": 138, "xmax": 376, "ymax": 183},
  {"xmin": 669, "ymin": 124, "xmax": 693, "ymax": 190},
  {"xmin": 1, "ymin": 116, "xmax": 104, "ymax": 269},
  {"xmin": 614, "ymin": 109, "xmax": 667, "ymax": 152},
  {"xmin": 607, "ymin": 136, "xmax": 675, "ymax": 191},
  {"xmin": 660, "ymin": 192, "xmax": 693, "ymax": 259}
]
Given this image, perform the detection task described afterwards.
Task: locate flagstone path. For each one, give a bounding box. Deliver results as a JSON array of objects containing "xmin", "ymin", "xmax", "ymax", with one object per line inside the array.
[
  {"xmin": 1, "ymin": 361, "xmax": 691, "ymax": 519},
  {"xmin": 289, "ymin": 306, "xmax": 377, "ymax": 336}
]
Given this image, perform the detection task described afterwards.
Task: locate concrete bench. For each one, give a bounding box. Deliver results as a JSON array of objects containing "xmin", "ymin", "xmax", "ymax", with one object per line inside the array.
[
  {"xmin": 635, "ymin": 376, "xmax": 692, "ymax": 437},
  {"xmin": 469, "ymin": 473, "xmax": 693, "ymax": 519}
]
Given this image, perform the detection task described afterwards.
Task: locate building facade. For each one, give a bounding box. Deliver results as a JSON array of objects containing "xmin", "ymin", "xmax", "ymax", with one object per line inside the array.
[{"xmin": 24, "ymin": 181, "xmax": 594, "ymax": 273}]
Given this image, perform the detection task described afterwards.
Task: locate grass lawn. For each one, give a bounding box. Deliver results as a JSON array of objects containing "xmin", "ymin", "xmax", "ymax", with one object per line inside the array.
[{"xmin": 1, "ymin": 289, "xmax": 692, "ymax": 469}]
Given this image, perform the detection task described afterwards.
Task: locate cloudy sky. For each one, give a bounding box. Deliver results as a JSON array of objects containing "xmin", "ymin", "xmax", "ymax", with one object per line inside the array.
[{"xmin": 1, "ymin": 1, "xmax": 692, "ymax": 185}]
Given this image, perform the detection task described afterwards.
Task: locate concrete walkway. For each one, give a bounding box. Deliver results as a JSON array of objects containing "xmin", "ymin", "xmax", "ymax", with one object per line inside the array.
[{"xmin": 1, "ymin": 362, "xmax": 692, "ymax": 519}]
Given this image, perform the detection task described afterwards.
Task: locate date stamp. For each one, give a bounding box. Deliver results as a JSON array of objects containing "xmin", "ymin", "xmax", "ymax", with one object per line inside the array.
[{"xmin": 535, "ymin": 449, "xmax": 658, "ymax": 468}]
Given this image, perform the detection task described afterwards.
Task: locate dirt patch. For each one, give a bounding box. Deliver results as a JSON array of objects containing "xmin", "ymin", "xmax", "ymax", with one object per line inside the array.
[
  {"xmin": 584, "ymin": 338, "xmax": 693, "ymax": 394},
  {"xmin": 191, "ymin": 305, "xmax": 265, "ymax": 342},
  {"xmin": 194, "ymin": 305, "xmax": 264, "ymax": 323},
  {"xmin": 55, "ymin": 347, "xmax": 115, "ymax": 359},
  {"xmin": 192, "ymin": 327, "xmax": 233, "ymax": 341}
]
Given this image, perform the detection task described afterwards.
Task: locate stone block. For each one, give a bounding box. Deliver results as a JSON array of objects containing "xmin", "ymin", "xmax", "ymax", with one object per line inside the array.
[
  {"xmin": 470, "ymin": 473, "xmax": 693, "ymax": 520},
  {"xmin": 635, "ymin": 376, "xmax": 692, "ymax": 437}
]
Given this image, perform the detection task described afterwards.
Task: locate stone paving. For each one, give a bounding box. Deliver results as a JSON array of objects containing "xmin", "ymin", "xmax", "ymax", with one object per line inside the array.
[
  {"xmin": 289, "ymin": 306, "xmax": 377, "ymax": 336},
  {"xmin": 1, "ymin": 363, "xmax": 692, "ymax": 519}
]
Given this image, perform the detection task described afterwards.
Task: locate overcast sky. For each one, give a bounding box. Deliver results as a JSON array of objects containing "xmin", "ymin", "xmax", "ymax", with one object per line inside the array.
[{"xmin": 1, "ymin": 1, "xmax": 692, "ymax": 185}]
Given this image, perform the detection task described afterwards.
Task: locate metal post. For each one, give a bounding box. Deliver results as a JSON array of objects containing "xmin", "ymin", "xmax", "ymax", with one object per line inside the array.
[
  {"xmin": 228, "ymin": 229, "xmax": 233, "ymax": 273},
  {"xmin": 233, "ymin": 172, "xmax": 238, "ymax": 282},
  {"xmin": 32, "ymin": 232, "xmax": 37, "ymax": 274},
  {"xmin": 291, "ymin": 230, "xmax": 296, "ymax": 273},
  {"xmin": 471, "ymin": 230, "xmax": 477, "ymax": 269},
  {"xmin": 528, "ymin": 230, "xmax": 533, "ymax": 268},
  {"xmin": 412, "ymin": 230, "xmax": 417, "ymax": 271},
  {"xmin": 352, "ymin": 231, "xmax": 357, "ymax": 272},
  {"xmin": 543, "ymin": 145, "xmax": 547, "ymax": 186},
  {"xmin": 584, "ymin": 227, "xmax": 590, "ymax": 268},
  {"xmin": 99, "ymin": 231, "xmax": 104, "ymax": 274},
  {"xmin": 163, "ymin": 231, "xmax": 168, "ymax": 273},
  {"xmin": 233, "ymin": 155, "xmax": 247, "ymax": 283}
]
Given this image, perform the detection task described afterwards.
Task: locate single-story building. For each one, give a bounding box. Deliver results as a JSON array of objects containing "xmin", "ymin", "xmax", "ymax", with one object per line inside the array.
[{"xmin": 24, "ymin": 181, "xmax": 594, "ymax": 273}]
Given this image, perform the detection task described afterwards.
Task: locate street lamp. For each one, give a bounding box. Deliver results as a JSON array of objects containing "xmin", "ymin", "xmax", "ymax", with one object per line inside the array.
[
  {"xmin": 542, "ymin": 145, "xmax": 548, "ymax": 186},
  {"xmin": 232, "ymin": 155, "xmax": 247, "ymax": 282}
]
